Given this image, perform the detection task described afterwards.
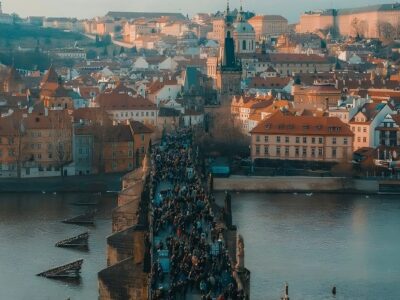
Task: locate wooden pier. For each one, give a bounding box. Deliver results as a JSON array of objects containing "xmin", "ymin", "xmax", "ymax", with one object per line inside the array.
[
  {"xmin": 55, "ymin": 232, "xmax": 89, "ymax": 249},
  {"xmin": 62, "ymin": 211, "xmax": 96, "ymax": 225},
  {"xmin": 37, "ymin": 259, "xmax": 84, "ymax": 279}
]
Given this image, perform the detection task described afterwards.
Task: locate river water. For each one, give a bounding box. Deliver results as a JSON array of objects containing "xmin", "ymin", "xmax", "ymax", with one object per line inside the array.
[
  {"xmin": 221, "ymin": 193, "xmax": 400, "ymax": 300},
  {"xmin": 1, "ymin": 192, "xmax": 399, "ymax": 300},
  {"xmin": 0, "ymin": 193, "xmax": 116, "ymax": 300}
]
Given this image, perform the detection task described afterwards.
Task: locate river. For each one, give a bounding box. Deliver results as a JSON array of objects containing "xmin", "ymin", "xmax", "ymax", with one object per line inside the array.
[
  {"xmin": 1, "ymin": 192, "xmax": 399, "ymax": 300},
  {"xmin": 219, "ymin": 193, "xmax": 400, "ymax": 300},
  {"xmin": 0, "ymin": 193, "xmax": 116, "ymax": 300}
]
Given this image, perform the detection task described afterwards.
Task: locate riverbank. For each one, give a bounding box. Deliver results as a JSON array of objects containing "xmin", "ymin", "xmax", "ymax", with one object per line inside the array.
[
  {"xmin": 213, "ymin": 175, "xmax": 392, "ymax": 194},
  {"xmin": 0, "ymin": 173, "xmax": 123, "ymax": 193}
]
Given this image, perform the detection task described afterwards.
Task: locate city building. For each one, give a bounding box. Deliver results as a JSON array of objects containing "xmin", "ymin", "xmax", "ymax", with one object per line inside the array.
[
  {"xmin": 0, "ymin": 113, "xmax": 20, "ymax": 177},
  {"xmin": 102, "ymin": 121, "xmax": 152, "ymax": 173},
  {"xmin": 3, "ymin": 67, "xmax": 25, "ymax": 94},
  {"xmin": 96, "ymin": 90, "xmax": 158, "ymax": 127},
  {"xmin": 49, "ymin": 48, "xmax": 87, "ymax": 60},
  {"xmin": 248, "ymin": 15, "xmax": 289, "ymax": 40},
  {"xmin": 250, "ymin": 112, "xmax": 354, "ymax": 163},
  {"xmin": 349, "ymin": 102, "xmax": 394, "ymax": 151},
  {"xmin": 292, "ymin": 81, "xmax": 341, "ymax": 111},
  {"xmin": 239, "ymin": 53, "xmax": 333, "ymax": 76},
  {"xmin": 233, "ymin": 6, "xmax": 256, "ymax": 54},
  {"xmin": 13, "ymin": 109, "xmax": 74, "ymax": 178},
  {"xmin": 297, "ymin": 4, "xmax": 400, "ymax": 39},
  {"xmin": 376, "ymin": 114, "xmax": 400, "ymax": 147}
]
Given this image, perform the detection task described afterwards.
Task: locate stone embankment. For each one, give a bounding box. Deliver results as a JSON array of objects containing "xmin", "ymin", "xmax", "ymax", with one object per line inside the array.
[{"xmin": 214, "ymin": 176, "xmax": 384, "ymax": 193}]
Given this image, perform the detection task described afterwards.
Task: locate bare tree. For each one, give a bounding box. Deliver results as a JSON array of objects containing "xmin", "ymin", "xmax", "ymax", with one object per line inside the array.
[
  {"xmin": 50, "ymin": 111, "xmax": 73, "ymax": 176},
  {"xmin": 350, "ymin": 17, "xmax": 366, "ymax": 38},
  {"xmin": 378, "ymin": 21, "xmax": 395, "ymax": 42},
  {"xmin": 196, "ymin": 107, "xmax": 250, "ymax": 158}
]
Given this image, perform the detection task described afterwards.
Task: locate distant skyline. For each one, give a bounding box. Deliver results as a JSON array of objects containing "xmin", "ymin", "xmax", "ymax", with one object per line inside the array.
[{"xmin": 1, "ymin": 0, "xmax": 394, "ymax": 22}]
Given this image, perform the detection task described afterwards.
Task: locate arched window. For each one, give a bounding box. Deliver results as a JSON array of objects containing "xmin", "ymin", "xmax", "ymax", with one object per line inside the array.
[{"xmin": 242, "ymin": 40, "xmax": 246, "ymax": 50}]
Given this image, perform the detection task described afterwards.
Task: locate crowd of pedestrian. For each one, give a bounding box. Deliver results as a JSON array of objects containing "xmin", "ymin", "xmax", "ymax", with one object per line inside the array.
[{"xmin": 150, "ymin": 130, "xmax": 245, "ymax": 300}]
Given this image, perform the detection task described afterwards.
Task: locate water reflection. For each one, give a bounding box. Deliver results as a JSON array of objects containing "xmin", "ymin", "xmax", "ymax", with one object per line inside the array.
[{"xmin": 217, "ymin": 193, "xmax": 400, "ymax": 300}]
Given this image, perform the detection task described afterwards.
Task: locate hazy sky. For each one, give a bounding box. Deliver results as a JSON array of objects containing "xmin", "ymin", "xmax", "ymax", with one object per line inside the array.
[{"xmin": 1, "ymin": 0, "xmax": 394, "ymax": 22}]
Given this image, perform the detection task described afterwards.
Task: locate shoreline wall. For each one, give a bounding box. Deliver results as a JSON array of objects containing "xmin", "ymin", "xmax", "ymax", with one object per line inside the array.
[{"xmin": 214, "ymin": 176, "xmax": 381, "ymax": 193}]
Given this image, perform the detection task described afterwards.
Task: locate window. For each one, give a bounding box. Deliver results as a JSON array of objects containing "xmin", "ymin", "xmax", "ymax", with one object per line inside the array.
[
  {"xmin": 284, "ymin": 136, "xmax": 289, "ymax": 143},
  {"xmin": 276, "ymin": 136, "xmax": 281, "ymax": 143},
  {"xmin": 363, "ymin": 127, "xmax": 367, "ymax": 133},
  {"xmin": 264, "ymin": 146, "xmax": 269, "ymax": 155},
  {"xmin": 318, "ymin": 148, "xmax": 323, "ymax": 157},
  {"xmin": 357, "ymin": 127, "xmax": 361, "ymax": 132},
  {"xmin": 303, "ymin": 137, "xmax": 307, "ymax": 143},
  {"xmin": 276, "ymin": 146, "xmax": 281, "ymax": 156},
  {"xmin": 363, "ymin": 137, "xmax": 367, "ymax": 143},
  {"xmin": 128, "ymin": 150, "xmax": 133, "ymax": 157},
  {"xmin": 319, "ymin": 138, "xmax": 323, "ymax": 144},
  {"xmin": 112, "ymin": 162, "xmax": 117, "ymax": 170},
  {"xmin": 296, "ymin": 137, "xmax": 300, "ymax": 144},
  {"xmin": 332, "ymin": 147, "xmax": 337, "ymax": 158},
  {"xmin": 311, "ymin": 147, "xmax": 316, "ymax": 157},
  {"xmin": 285, "ymin": 146, "xmax": 289, "ymax": 156},
  {"xmin": 357, "ymin": 137, "xmax": 361, "ymax": 142},
  {"xmin": 256, "ymin": 145, "xmax": 260, "ymax": 155},
  {"xmin": 256, "ymin": 135, "xmax": 260, "ymax": 142},
  {"xmin": 344, "ymin": 138, "xmax": 348, "ymax": 145},
  {"xmin": 332, "ymin": 137, "xmax": 337, "ymax": 145},
  {"xmin": 264, "ymin": 136, "xmax": 269, "ymax": 143},
  {"xmin": 295, "ymin": 147, "xmax": 299, "ymax": 156},
  {"xmin": 302, "ymin": 147, "xmax": 307, "ymax": 157},
  {"xmin": 312, "ymin": 137, "xmax": 315, "ymax": 144}
]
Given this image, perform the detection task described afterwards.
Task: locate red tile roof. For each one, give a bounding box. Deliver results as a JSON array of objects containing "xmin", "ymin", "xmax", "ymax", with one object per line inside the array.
[
  {"xmin": 251, "ymin": 111, "xmax": 353, "ymax": 136},
  {"xmin": 96, "ymin": 91, "xmax": 156, "ymax": 110}
]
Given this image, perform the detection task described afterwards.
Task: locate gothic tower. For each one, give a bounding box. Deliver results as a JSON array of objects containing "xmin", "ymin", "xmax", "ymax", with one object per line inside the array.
[{"xmin": 216, "ymin": 29, "xmax": 242, "ymax": 96}]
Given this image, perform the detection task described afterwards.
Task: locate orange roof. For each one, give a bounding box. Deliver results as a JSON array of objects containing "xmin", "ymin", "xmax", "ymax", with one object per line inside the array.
[
  {"xmin": 251, "ymin": 111, "xmax": 353, "ymax": 137},
  {"xmin": 130, "ymin": 120, "xmax": 153, "ymax": 134},
  {"xmin": 96, "ymin": 91, "xmax": 156, "ymax": 110}
]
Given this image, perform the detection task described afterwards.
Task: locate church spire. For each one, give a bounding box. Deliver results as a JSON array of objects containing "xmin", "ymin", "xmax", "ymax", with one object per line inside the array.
[{"xmin": 237, "ymin": 0, "xmax": 244, "ymax": 22}]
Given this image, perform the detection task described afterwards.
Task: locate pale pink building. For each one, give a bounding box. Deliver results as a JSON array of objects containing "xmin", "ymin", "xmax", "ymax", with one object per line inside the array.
[{"xmin": 297, "ymin": 4, "xmax": 400, "ymax": 39}]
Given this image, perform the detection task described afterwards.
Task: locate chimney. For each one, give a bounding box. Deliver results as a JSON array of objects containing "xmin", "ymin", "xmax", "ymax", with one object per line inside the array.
[{"xmin": 44, "ymin": 107, "xmax": 48, "ymax": 116}]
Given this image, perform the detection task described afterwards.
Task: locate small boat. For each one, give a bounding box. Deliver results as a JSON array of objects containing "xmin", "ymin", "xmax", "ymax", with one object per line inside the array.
[
  {"xmin": 55, "ymin": 232, "xmax": 89, "ymax": 249},
  {"xmin": 37, "ymin": 259, "xmax": 83, "ymax": 279},
  {"xmin": 306, "ymin": 193, "xmax": 313, "ymax": 197}
]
